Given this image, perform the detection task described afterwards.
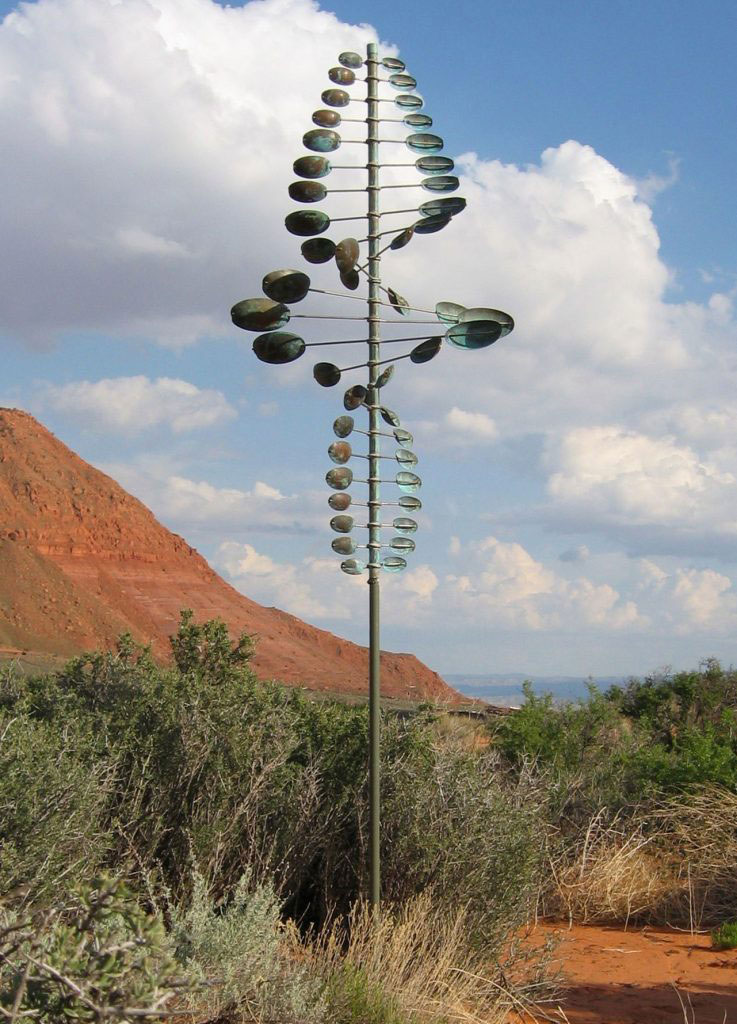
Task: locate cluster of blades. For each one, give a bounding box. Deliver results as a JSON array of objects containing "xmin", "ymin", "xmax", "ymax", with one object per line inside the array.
[
  {"xmin": 229, "ymin": 48, "xmax": 515, "ymax": 575},
  {"xmin": 326, "ymin": 412, "xmax": 421, "ymax": 574}
]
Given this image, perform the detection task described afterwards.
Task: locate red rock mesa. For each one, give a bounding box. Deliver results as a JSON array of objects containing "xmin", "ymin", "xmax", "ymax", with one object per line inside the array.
[{"xmin": 0, "ymin": 409, "xmax": 458, "ymax": 701}]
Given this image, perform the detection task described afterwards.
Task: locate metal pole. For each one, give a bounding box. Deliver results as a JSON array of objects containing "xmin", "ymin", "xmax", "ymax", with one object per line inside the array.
[{"xmin": 366, "ymin": 40, "xmax": 381, "ymax": 912}]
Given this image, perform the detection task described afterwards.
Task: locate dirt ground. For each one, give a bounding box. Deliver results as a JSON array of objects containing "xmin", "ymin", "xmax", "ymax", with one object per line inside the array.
[{"xmin": 514, "ymin": 922, "xmax": 737, "ymax": 1024}]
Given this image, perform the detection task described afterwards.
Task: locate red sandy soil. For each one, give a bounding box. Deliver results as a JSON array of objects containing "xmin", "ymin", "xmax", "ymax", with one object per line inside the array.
[
  {"xmin": 0, "ymin": 408, "xmax": 459, "ymax": 702},
  {"xmin": 513, "ymin": 922, "xmax": 737, "ymax": 1024}
]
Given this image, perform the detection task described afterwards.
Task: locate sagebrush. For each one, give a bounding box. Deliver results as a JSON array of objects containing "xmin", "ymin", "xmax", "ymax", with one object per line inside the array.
[{"xmin": 0, "ymin": 612, "xmax": 554, "ymax": 1022}]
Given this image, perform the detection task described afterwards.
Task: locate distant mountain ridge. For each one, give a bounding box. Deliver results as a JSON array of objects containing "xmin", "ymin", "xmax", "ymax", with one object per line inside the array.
[{"xmin": 0, "ymin": 409, "xmax": 460, "ymax": 702}]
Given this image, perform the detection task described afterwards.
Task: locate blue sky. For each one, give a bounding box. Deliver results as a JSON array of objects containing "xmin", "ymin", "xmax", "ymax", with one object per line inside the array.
[
  {"xmin": 315, "ymin": 0, "xmax": 737, "ymax": 296},
  {"xmin": 2, "ymin": 0, "xmax": 737, "ymax": 679}
]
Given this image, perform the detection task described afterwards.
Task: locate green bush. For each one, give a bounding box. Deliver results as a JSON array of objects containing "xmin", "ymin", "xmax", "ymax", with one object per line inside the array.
[
  {"xmin": 711, "ymin": 921, "xmax": 737, "ymax": 950},
  {"xmin": 487, "ymin": 663, "xmax": 737, "ymax": 927},
  {"xmin": 493, "ymin": 682, "xmax": 628, "ymax": 770},
  {"xmin": 607, "ymin": 659, "xmax": 737, "ymax": 738},
  {"xmin": 0, "ymin": 876, "xmax": 185, "ymax": 1022},
  {"xmin": 0, "ymin": 612, "xmax": 546, "ymax": 946},
  {"xmin": 0, "ymin": 611, "xmax": 574, "ymax": 1018},
  {"xmin": 624, "ymin": 725, "xmax": 737, "ymax": 794},
  {"xmin": 0, "ymin": 710, "xmax": 114, "ymax": 903},
  {"xmin": 380, "ymin": 736, "xmax": 545, "ymax": 945},
  {"xmin": 491, "ymin": 682, "xmax": 644, "ymax": 817},
  {"xmin": 493, "ymin": 664, "xmax": 737, "ymax": 806},
  {"xmin": 171, "ymin": 870, "xmax": 323, "ymax": 1023}
]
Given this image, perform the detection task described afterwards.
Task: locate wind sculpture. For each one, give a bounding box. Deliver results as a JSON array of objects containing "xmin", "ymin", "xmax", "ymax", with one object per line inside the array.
[{"xmin": 230, "ymin": 42, "xmax": 514, "ymax": 909}]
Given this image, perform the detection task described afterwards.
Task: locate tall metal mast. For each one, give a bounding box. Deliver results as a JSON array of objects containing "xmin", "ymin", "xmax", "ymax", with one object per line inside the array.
[
  {"xmin": 366, "ymin": 40, "xmax": 382, "ymax": 911},
  {"xmin": 231, "ymin": 41, "xmax": 515, "ymax": 916}
]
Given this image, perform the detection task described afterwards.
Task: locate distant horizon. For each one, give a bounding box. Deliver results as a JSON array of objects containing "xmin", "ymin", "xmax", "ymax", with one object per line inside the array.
[{"xmin": 447, "ymin": 671, "xmax": 629, "ymax": 705}]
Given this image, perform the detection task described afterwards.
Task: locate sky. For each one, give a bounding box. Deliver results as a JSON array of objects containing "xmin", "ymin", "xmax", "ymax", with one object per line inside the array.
[{"xmin": 2, "ymin": 0, "xmax": 737, "ymax": 680}]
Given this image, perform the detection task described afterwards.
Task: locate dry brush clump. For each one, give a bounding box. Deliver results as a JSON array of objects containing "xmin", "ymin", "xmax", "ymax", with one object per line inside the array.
[
  {"xmin": 0, "ymin": 871, "xmax": 555, "ymax": 1024},
  {"xmin": 542, "ymin": 788, "xmax": 737, "ymax": 928},
  {"xmin": 536, "ymin": 789, "xmax": 737, "ymax": 928},
  {"xmin": 540, "ymin": 807, "xmax": 681, "ymax": 925},
  {"xmin": 651, "ymin": 786, "xmax": 737, "ymax": 927},
  {"xmin": 379, "ymin": 740, "xmax": 549, "ymax": 950},
  {"xmin": 169, "ymin": 870, "xmax": 325, "ymax": 1024},
  {"xmin": 306, "ymin": 892, "xmax": 556, "ymax": 1024}
]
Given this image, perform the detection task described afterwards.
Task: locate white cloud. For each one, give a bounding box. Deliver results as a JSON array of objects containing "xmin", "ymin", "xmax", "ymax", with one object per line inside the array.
[
  {"xmin": 104, "ymin": 460, "xmax": 325, "ymax": 535},
  {"xmin": 214, "ymin": 531, "xmax": 737, "ymax": 645},
  {"xmin": 445, "ymin": 536, "xmax": 642, "ymax": 632},
  {"xmin": 222, "ymin": 542, "xmax": 276, "ymax": 577},
  {"xmin": 547, "ymin": 425, "xmax": 735, "ymax": 523},
  {"xmin": 544, "ymin": 426, "xmax": 737, "ymax": 553},
  {"xmin": 4, "ymin": 0, "xmax": 737, "ymax": 489},
  {"xmin": 0, "ymin": 0, "xmax": 379, "ymax": 346},
  {"xmin": 44, "ymin": 375, "xmax": 236, "ymax": 433},
  {"xmin": 394, "ymin": 141, "xmax": 737, "ymax": 473},
  {"xmin": 445, "ymin": 406, "xmax": 498, "ymax": 441},
  {"xmin": 641, "ymin": 400, "xmax": 737, "ymax": 455},
  {"xmin": 636, "ymin": 559, "xmax": 737, "ymax": 635},
  {"xmin": 633, "ymin": 155, "xmax": 680, "ymax": 204},
  {"xmin": 3, "ymin": 0, "xmax": 737, "ymax": 674},
  {"xmin": 117, "ymin": 226, "xmax": 192, "ymax": 258},
  {"xmin": 408, "ymin": 140, "xmax": 677, "ymax": 382},
  {"xmin": 252, "ymin": 481, "xmax": 283, "ymax": 501},
  {"xmin": 98, "ymin": 450, "xmax": 737, "ymax": 654},
  {"xmin": 671, "ymin": 569, "xmax": 737, "ymax": 631},
  {"xmin": 395, "ymin": 564, "xmax": 438, "ymax": 604},
  {"xmin": 216, "ymin": 540, "xmax": 357, "ymax": 620},
  {"xmin": 637, "ymin": 559, "xmax": 669, "ymax": 590},
  {"xmin": 215, "ymin": 532, "xmax": 439, "ymax": 624}
]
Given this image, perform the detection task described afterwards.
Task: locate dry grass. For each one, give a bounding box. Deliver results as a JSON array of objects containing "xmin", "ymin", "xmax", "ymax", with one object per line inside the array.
[
  {"xmin": 653, "ymin": 786, "xmax": 737, "ymax": 928},
  {"xmin": 544, "ymin": 809, "xmax": 680, "ymax": 925},
  {"xmin": 304, "ymin": 892, "xmax": 556, "ymax": 1024},
  {"xmin": 538, "ymin": 786, "xmax": 737, "ymax": 928},
  {"xmin": 428, "ymin": 711, "xmax": 492, "ymax": 752}
]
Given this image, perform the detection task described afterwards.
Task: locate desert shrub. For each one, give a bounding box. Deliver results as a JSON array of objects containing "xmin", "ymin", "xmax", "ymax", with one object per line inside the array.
[
  {"xmin": 711, "ymin": 921, "xmax": 737, "ymax": 950},
  {"xmin": 18, "ymin": 618, "xmax": 735, "ymax": 943},
  {"xmin": 494, "ymin": 664, "xmax": 737, "ymax": 808},
  {"xmin": 608, "ymin": 659, "xmax": 737, "ymax": 735},
  {"xmin": 537, "ymin": 786, "xmax": 737, "ymax": 928},
  {"xmin": 170, "ymin": 609, "xmax": 256, "ymax": 675},
  {"xmin": 605, "ymin": 661, "xmax": 737, "ymax": 795},
  {"xmin": 493, "ymin": 683, "xmax": 621, "ymax": 769},
  {"xmin": 0, "ymin": 613, "xmax": 569, "ymax": 1019},
  {"xmin": 621, "ymin": 725, "xmax": 737, "ymax": 795},
  {"xmin": 171, "ymin": 870, "xmax": 323, "ymax": 1024},
  {"xmin": 0, "ymin": 875, "xmax": 552, "ymax": 1024},
  {"xmin": 0, "ymin": 620, "xmax": 365, "ymax": 911},
  {"xmin": 650, "ymin": 786, "xmax": 737, "ymax": 926},
  {"xmin": 380, "ymin": 738, "xmax": 546, "ymax": 946},
  {"xmin": 0, "ymin": 710, "xmax": 114, "ymax": 905},
  {"xmin": 323, "ymin": 963, "xmax": 406, "ymax": 1024},
  {"xmin": 540, "ymin": 806, "xmax": 681, "ymax": 924},
  {"xmin": 0, "ymin": 613, "xmax": 549, "ymax": 945},
  {"xmin": 491, "ymin": 682, "xmax": 645, "ymax": 817},
  {"xmin": 0, "ymin": 876, "xmax": 184, "ymax": 1022}
]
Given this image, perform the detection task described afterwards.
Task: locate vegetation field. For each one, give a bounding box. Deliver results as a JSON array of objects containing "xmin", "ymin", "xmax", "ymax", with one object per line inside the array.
[{"xmin": 2, "ymin": 613, "xmax": 737, "ymax": 1022}]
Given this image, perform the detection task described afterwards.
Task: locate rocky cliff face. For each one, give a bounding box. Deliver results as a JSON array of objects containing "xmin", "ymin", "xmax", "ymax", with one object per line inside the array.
[{"xmin": 0, "ymin": 409, "xmax": 459, "ymax": 701}]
